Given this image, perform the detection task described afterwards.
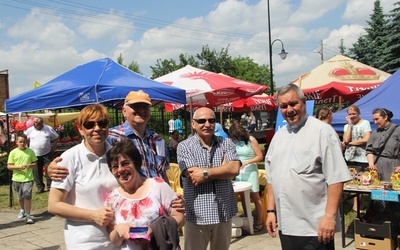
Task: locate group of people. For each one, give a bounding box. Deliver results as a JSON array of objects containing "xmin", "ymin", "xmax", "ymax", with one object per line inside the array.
[
  {"xmin": 6, "ymin": 83, "xmax": 400, "ymax": 250},
  {"xmin": 168, "ymin": 115, "xmax": 183, "ymax": 134},
  {"xmin": 7, "ymin": 115, "xmax": 59, "ymax": 224}
]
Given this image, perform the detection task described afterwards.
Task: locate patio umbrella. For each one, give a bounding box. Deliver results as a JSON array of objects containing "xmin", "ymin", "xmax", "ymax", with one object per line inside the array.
[
  {"xmin": 156, "ymin": 65, "xmax": 267, "ymax": 113},
  {"xmin": 231, "ymin": 93, "xmax": 276, "ymax": 111},
  {"xmin": 291, "ymin": 55, "xmax": 391, "ymax": 105}
]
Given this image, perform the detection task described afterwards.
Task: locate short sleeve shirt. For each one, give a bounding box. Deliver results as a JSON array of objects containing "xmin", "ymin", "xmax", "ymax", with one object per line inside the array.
[
  {"xmin": 265, "ymin": 116, "xmax": 351, "ymax": 236},
  {"xmin": 108, "ymin": 122, "xmax": 169, "ymax": 178},
  {"xmin": 177, "ymin": 134, "xmax": 239, "ymax": 225}
]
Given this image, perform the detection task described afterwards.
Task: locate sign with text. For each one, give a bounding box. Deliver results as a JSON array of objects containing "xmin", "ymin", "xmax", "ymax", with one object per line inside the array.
[{"xmin": 371, "ymin": 190, "xmax": 399, "ymax": 202}]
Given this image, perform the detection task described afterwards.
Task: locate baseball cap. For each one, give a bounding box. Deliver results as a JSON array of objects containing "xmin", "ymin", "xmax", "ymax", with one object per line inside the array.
[{"xmin": 124, "ymin": 90, "xmax": 152, "ymax": 105}]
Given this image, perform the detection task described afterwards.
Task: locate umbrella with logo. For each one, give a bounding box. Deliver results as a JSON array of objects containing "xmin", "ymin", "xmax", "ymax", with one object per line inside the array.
[
  {"xmin": 291, "ymin": 55, "xmax": 391, "ymax": 105},
  {"xmin": 156, "ymin": 65, "xmax": 267, "ymax": 113}
]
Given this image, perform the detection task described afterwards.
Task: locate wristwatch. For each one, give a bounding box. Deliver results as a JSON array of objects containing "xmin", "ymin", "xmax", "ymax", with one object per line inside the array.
[{"xmin": 203, "ymin": 169, "xmax": 209, "ymax": 180}]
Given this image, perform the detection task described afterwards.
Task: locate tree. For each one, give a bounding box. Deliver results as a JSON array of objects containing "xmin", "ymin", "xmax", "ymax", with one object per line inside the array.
[
  {"xmin": 339, "ymin": 39, "xmax": 347, "ymax": 56},
  {"xmin": 150, "ymin": 45, "xmax": 270, "ymax": 90},
  {"xmin": 116, "ymin": 53, "xmax": 142, "ymax": 74},
  {"xmin": 349, "ymin": 0, "xmax": 389, "ymax": 70},
  {"xmin": 381, "ymin": 1, "xmax": 400, "ymax": 73}
]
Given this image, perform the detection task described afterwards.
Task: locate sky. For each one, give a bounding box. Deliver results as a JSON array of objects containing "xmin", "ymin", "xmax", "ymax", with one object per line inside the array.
[{"xmin": 0, "ymin": 0, "xmax": 397, "ymax": 99}]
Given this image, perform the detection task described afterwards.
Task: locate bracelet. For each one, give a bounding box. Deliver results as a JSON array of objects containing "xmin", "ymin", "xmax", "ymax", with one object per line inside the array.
[{"xmin": 266, "ymin": 210, "xmax": 275, "ymax": 213}]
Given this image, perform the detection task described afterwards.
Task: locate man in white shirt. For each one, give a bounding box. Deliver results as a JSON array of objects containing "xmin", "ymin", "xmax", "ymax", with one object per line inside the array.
[
  {"xmin": 25, "ymin": 116, "xmax": 59, "ymax": 193},
  {"xmin": 265, "ymin": 84, "xmax": 351, "ymax": 250}
]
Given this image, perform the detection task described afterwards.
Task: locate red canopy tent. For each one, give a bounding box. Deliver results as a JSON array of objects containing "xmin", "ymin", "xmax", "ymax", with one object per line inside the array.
[
  {"xmin": 291, "ymin": 55, "xmax": 391, "ymax": 105},
  {"xmin": 156, "ymin": 65, "xmax": 267, "ymax": 113},
  {"xmin": 164, "ymin": 94, "xmax": 275, "ymax": 113}
]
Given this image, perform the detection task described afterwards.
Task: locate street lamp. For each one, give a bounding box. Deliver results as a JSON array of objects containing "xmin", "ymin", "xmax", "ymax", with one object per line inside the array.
[{"xmin": 267, "ymin": 0, "xmax": 288, "ymax": 95}]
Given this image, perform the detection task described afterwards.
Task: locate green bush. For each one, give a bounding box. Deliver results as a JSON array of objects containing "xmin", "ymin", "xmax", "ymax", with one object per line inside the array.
[{"xmin": 0, "ymin": 153, "xmax": 11, "ymax": 185}]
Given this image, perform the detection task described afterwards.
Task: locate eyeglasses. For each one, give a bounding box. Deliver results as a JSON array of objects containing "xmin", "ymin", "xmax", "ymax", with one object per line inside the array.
[
  {"xmin": 193, "ymin": 118, "xmax": 216, "ymax": 124},
  {"xmin": 83, "ymin": 119, "xmax": 109, "ymax": 130},
  {"xmin": 110, "ymin": 160, "xmax": 133, "ymax": 172}
]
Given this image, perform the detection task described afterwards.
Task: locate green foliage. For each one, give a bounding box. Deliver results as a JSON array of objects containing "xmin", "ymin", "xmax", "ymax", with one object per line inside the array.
[
  {"xmin": 0, "ymin": 153, "xmax": 10, "ymax": 185},
  {"xmin": 116, "ymin": 53, "xmax": 142, "ymax": 75},
  {"xmin": 381, "ymin": 1, "xmax": 400, "ymax": 73},
  {"xmin": 349, "ymin": 0, "xmax": 400, "ymax": 73},
  {"xmin": 149, "ymin": 45, "xmax": 270, "ymax": 90}
]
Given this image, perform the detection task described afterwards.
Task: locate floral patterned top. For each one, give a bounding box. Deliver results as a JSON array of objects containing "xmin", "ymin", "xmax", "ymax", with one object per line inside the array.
[{"xmin": 105, "ymin": 177, "xmax": 177, "ymax": 250}]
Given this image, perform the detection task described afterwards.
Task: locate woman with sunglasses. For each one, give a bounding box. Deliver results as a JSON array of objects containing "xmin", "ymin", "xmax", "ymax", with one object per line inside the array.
[
  {"xmin": 366, "ymin": 108, "xmax": 400, "ymax": 181},
  {"xmin": 48, "ymin": 104, "xmax": 119, "ymax": 250},
  {"xmin": 105, "ymin": 139, "xmax": 185, "ymax": 249}
]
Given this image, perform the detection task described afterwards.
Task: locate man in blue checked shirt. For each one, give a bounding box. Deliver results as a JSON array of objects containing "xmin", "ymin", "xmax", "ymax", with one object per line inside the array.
[{"xmin": 177, "ymin": 107, "xmax": 241, "ymax": 250}]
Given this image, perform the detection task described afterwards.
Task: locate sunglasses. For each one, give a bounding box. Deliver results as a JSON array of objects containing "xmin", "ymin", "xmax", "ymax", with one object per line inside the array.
[
  {"xmin": 83, "ymin": 119, "xmax": 109, "ymax": 130},
  {"xmin": 193, "ymin": 118, "xmax": 216, "ymax": 124}
]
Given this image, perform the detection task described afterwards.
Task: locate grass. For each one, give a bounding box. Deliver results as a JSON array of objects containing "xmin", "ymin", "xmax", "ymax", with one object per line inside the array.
[{"xmin": 0, "ymin": 184, "xmax": 49, "ymax": 211}]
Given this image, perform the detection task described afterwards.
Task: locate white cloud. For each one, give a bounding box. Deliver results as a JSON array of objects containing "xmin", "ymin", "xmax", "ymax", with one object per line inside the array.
[
  {"xmin": 3, "ymin": 0, "xmax": 396, "ymax": 100},
  {"xmin": 77, "ymin": 12, "xmax": 135, "ymax": 41},
  {"xmin": 288, "ymin": 0, "xmax": 344, "ymax": 25},
  {"xmin": 343, "ymin": 0, "xmax": 397, "ymax": 23},
  {"xmin": 7, "ymin": 8, "xmax": 77, "ymax": 48}
]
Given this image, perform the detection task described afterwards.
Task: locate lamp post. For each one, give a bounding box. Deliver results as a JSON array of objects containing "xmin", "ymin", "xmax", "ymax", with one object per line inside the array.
[{"xmin": 267, "ymin": 0, "xmax": 288, "ymax": 96}]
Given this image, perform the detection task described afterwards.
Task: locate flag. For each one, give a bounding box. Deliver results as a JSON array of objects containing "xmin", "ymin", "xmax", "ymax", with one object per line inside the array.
[{"xmin": 33, "ymin": 81, "xmax": 41, "ymax": 88}]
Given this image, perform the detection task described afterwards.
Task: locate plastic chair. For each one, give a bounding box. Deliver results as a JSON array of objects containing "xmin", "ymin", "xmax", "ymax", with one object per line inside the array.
[
  {"xmin": 166, "ymin": 163, "xmax": 183, "ymax": 196},
  {"xmin": 166, "ymin": 163, "xmax": 185, "ymax": 235}
]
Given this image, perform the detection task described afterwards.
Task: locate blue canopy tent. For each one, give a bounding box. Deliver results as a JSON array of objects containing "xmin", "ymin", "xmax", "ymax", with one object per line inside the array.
[
  {"xmin": 5, "ymin": 57, "xmax": 186, "ymax": 113},
  {"xmin": 332, "ymin": 69, "xmax": 400, "ymax": 133}
]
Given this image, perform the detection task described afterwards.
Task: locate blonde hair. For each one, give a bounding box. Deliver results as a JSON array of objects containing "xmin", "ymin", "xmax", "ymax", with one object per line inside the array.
[
  {"xmin": 316, "ymin": 107, "xmax": 331, "ymax": 121},
  {"xmin": 77, "ymin": 104, "xmax": 109, "ymax": 126}
]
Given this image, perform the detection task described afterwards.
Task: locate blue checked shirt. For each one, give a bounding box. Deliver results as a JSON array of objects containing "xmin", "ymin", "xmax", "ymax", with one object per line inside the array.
[
  {"xmin": 107, "ymin": 121, "xmax": 169, "ymax": 178},
  {"xmin": 177, "ymin": 134, "xmax": 239, "ymax": 225}
]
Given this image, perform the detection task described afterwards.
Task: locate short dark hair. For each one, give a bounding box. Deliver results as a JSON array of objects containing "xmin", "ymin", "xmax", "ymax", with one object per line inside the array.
[{"xmin": 106, "ymin": 139, "xmax": 142, "ymax": 173}]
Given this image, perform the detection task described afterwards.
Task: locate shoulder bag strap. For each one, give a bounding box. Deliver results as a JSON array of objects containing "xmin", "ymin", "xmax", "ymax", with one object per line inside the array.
[{"xmin": 374, "ymin": 125, "xmax": 399, "ymax": 164}]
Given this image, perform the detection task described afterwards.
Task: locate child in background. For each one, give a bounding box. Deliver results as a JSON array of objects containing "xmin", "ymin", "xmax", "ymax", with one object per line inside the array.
[{"xmin": 7, "ymin": 133, "xmax": 38, "ymax": 224}]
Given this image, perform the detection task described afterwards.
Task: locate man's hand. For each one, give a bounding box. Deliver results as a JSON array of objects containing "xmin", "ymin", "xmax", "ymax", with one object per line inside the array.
[
  {"xmin": 266, "ymin": 213, "xmax": 277, "ymax": 238},
  {"xmin": 171, "ymin": 193, "xmax": 185, "ymax": 214},
  {"xmin": 92, "ymin": 207, "xmax": 114, "ymax": 227},
  {"xmin": 187, "ymin": 167, "xmax": 207, "ymax": 186},
  {"xmin": 48, "ymin": 157, "xmax": 69, "ymax": 181},
  {"xmin": 318, "ymin": 213, "xmax": 336, "ymax": 244}
]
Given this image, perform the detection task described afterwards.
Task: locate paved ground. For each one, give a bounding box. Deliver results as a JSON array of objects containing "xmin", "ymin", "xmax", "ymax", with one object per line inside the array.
[{"xmin": 0, "ymin": 208, "xmax": 358, "ymax": 250}]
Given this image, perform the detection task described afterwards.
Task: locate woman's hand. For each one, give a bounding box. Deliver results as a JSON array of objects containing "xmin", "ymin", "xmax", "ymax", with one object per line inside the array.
[
  {"xmin": 171, "ymin": 193, "xmax": 185, "ymax": 214},
  {"xmin": 115, "ymin": 223, "xmax": 131, "ymax": 240},
  {"xmin": 394, "ymin": 166, "xmax": 400, "ymax": 172},
  {"xmin": 368, "ymin": 164, "xmax": 378, "ymax": 170}
]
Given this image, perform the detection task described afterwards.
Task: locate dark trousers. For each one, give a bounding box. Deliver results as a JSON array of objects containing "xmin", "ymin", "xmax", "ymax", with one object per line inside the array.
[
  {"xmin": 33, "ymin": 152, "xmax": 53, "ymax": 191},
  {"xmin": 279, "ymin": 231, "xmax": 335, "ymax": 250}
]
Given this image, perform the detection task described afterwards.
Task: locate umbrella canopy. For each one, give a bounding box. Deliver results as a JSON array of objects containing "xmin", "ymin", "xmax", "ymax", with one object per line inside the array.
[
  {"xmin": 6, "ymin": 58, "xmax": 186, "ymax": 113},
  {"xmin": 27, "ymin": 112, "xmax": 80, "ymax": 127},
  {"xmin": 156, "ymin": 65, "xmax": 267, "ymax": 111},
  {"xmin": 292, "ymin": 55, "xmax": 391, "ymax": 105},
  {"xmin": 231, "ymin": 93, "xmax": 276, "ymax": 111},
  {"xmin": 164, "ymin": 94, "xmax": 276, "ymax": 113},
  {"xmin": 332, "ymin": 69, "xmax": 400, "ymax": 133}
]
